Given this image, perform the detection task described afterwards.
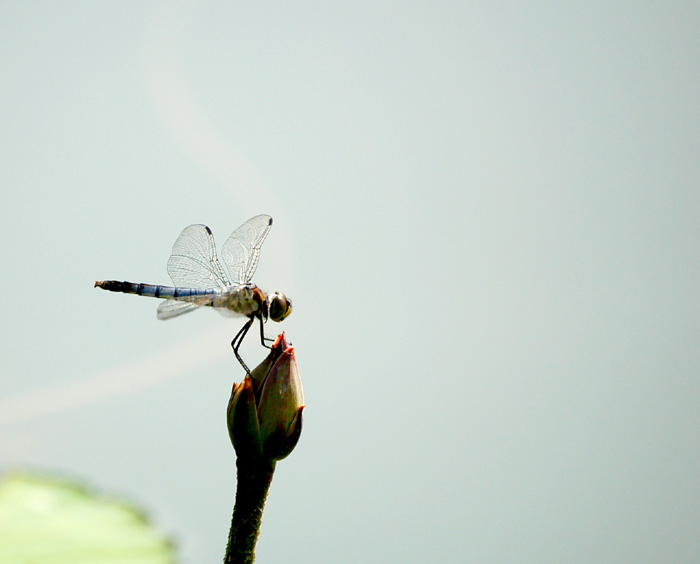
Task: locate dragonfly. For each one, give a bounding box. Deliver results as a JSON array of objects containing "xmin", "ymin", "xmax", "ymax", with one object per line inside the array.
[{"xmin": 95, "ymin": 214, "xmax": 292, "ymax": 374}]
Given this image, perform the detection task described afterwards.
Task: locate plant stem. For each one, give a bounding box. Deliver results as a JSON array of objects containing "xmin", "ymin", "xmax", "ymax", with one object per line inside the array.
[{"xmin": 224, "ymin": 458, "xmax": 276, "ymax": 564}]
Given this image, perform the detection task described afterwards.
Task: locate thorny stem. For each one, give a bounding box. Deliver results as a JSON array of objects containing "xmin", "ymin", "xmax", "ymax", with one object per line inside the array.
[{"xmin": 225, "ymin": 457, "xmax": 276, "ymax": 564}]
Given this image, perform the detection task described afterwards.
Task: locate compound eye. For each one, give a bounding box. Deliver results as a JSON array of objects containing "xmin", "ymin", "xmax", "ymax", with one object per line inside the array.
[{"xmin": 269, "ymin": 292, "xmax": 292, "ymax": 322}]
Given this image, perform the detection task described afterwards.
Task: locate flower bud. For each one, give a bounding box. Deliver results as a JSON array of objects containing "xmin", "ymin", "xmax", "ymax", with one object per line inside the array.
[{"xmin": 227, "ymin": 333, "xmax": 304, "ymax": 463}]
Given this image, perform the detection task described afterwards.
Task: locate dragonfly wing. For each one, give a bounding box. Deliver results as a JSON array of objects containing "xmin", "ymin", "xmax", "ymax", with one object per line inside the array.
[
  {"xmin": 221, "ymin": 214, "xmax": 273, "ymax": 284},
  {"xmin": 157, "ymin": 300, "xmax": 201, "ymax": 320},
  {"xmin": 167, "ymin": 224, "xmax": 231, "ymax": 288},
  {"xmin": 156, "ymin": 292, "xmax": 220, "ymax": 320}
]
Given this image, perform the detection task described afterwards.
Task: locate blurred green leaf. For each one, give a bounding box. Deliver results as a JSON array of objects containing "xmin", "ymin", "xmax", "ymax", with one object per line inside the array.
[{"xmin": 0, "ymin": 473, "xmax": 174, "ymax": 564}]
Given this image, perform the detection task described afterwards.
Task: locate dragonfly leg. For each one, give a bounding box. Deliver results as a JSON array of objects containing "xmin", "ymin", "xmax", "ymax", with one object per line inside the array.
[
  {"xmin": 258, "ymin": 316, "xmax": 273, "ymax": 349},
  {"xmin": 231, "ymin": 317, "xmax": 254, "ymax": 375}
]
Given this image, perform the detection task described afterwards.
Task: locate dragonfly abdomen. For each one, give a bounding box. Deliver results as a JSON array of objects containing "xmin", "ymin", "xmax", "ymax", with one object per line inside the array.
[{"xmin": 94, "ymin": 280, "xmax": 218, "ymax": 301}]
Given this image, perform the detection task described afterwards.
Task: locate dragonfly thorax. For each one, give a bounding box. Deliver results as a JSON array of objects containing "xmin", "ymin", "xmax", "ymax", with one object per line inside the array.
[{"xmin": 219, "ymin": 284, "xmax": 266, "ymax": 318}]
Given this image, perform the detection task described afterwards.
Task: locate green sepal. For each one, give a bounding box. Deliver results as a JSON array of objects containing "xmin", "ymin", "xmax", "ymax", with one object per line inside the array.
[
  {"xmin": 266, "ymin": 406, "xmax": 304, "ymax": 462},
  {"xmin": 228, "ymin": 376, "xmax": 264, "ymax": 459}
]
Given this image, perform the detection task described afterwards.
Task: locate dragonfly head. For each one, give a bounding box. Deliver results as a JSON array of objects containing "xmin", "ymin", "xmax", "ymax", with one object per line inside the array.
[{"xmin": 267, "ymin": 292, "xmax": 292, "ymax": 322}]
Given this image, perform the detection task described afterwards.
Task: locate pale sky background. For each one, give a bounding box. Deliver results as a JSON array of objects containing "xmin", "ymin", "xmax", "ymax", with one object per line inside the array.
[{"xmin": 1, "ymin": 2, "xmax": 699, "ymax": 563}]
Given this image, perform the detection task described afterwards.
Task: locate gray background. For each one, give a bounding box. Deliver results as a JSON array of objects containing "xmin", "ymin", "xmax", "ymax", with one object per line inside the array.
[{"xmin": 1, "ymin": 2, "xmax": 699, "ymax": 563}]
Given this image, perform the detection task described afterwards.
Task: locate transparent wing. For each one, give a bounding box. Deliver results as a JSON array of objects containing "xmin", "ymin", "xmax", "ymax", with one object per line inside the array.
[
  {"xmin": 221, "ymin": 214, "xmax": 273, "ymax": 284},
  {"xmin": 156, "ymin": 292, "xmax": 225, "ymax": 320},
  {"xmin": 166, "ymin": 225, "xmax": 231, "ymax": 289},
  {"xmin": 157, "ymin": 300, "xmax": 202, "ymax": 320},
  {"xmin": 157, "ymin": 296, "xmax": 247, "ymax": 320}
]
